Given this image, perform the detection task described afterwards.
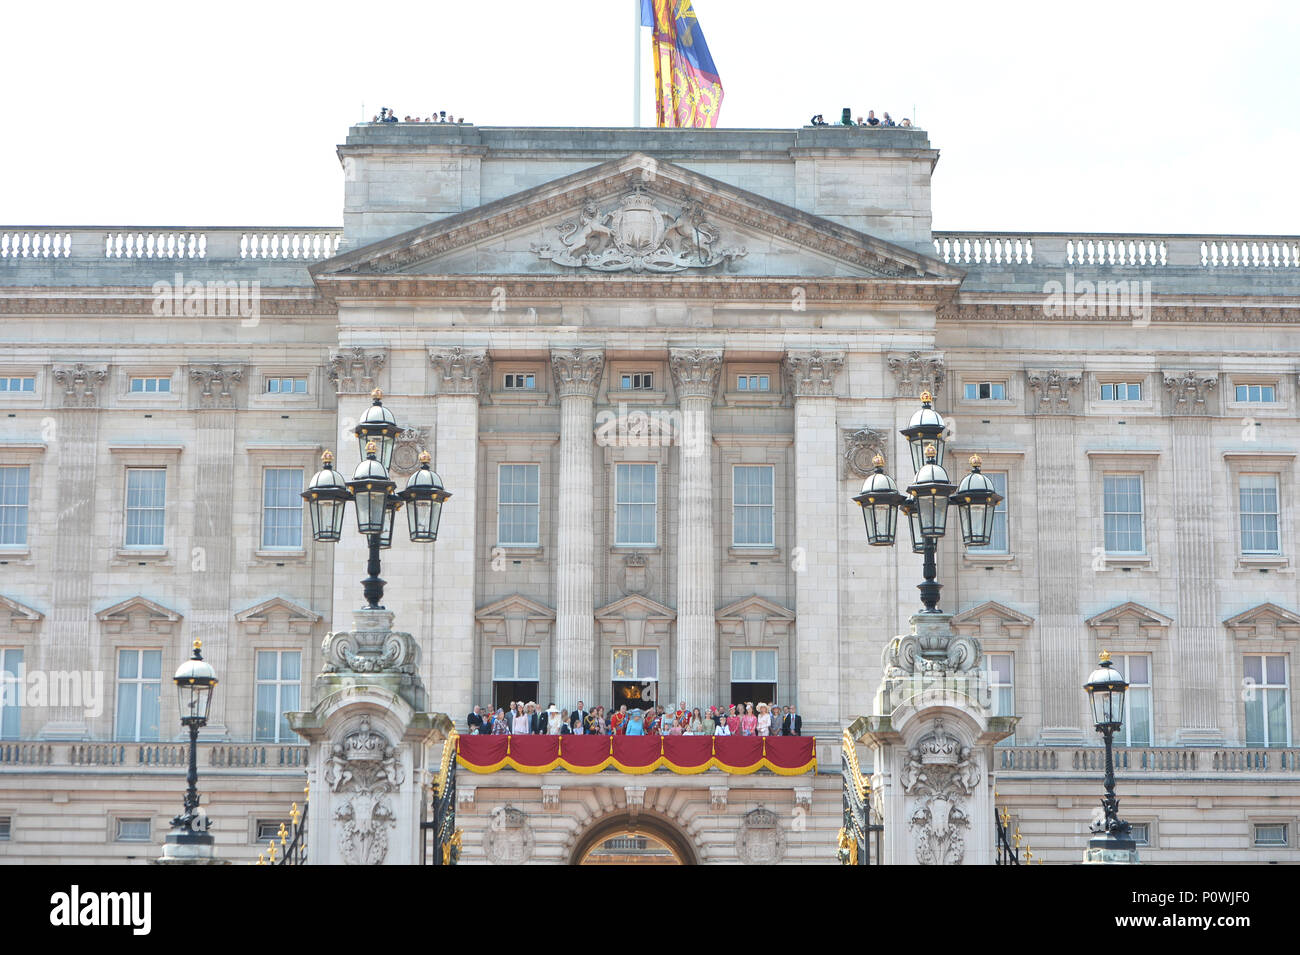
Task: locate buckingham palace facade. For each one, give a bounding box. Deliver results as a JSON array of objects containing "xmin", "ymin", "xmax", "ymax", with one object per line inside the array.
[{"xmin": 2, "ymin": 123, "xmax": 1299, "ymax": 863}]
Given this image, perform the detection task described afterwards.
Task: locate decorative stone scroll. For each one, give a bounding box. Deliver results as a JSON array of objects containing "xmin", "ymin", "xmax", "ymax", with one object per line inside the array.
[
  {"xmin": 842, "ymin": 427, "xmax": 888, "ymax": 478},
  {"xmin": 532, "ymin": 189, "xmax": 746, "ymax": 273},
  {"xmin": 52, "ymin": 363, "xmax": 107, "ymax": 408}
]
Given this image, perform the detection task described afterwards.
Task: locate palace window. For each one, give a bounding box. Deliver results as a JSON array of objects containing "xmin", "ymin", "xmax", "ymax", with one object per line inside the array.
[
  {"xmin": 262, "ymin": 468, "xmax": 304, "ymax": 549},
  {"xmin": 492, "ymin": 648, "xmax": 540, "ymax": 713},
  {"xmin": 255, "ymin": 650, "xmax": 302, "ymax": 743},
  {"xmin": 1235, "ymin": 384, "xmax": 1276, "ymax": 403},
  {"xmin": 503, "ymin": 373, "xmax": 536, "ymax": 390},
  {"xmin": 611, "ymin": 648, "xmax": 658, "ymax": 712},
  {"xmin": 1100, "ymin": 382, "xmax": 1141, "ymax": 401},
  {"xmin": 733, "ymin": 465, "xmax": 775, "ymax": 547},
  {"xmin": 615, "ymin": 463, "xmax": 657, "ymax": 546},
  {"xmin": 620, "ymin": 372, "xmax": 654, "ymax": 391},
  {"xmin": 1102, "ymin": 474, "xmax": 1144, "ymax": 554},
  {"xmin": 963, "ymin": 381, "xmax": 1005, "ymax": 400},
  {"xmin": 497, "ymin": 464, "xmax": 540, "ymax": 546},
  {"xmin": 1129, "ymin": 823, "xmax": 1151, "ymax": 847},
  {"xmin": 1, "ymin": 648, "xmax": 21, "ymax": 740},
  {"xmin": 0, "ymin": 466, "xmax": 29, "ymax": 547},
  {"xmin": 730, "ymin": 649, "xmax": 777, "ymax": 706},
  {"xmin": 736, "ymin": 374, "xmax": 770, "ymax": 392},
  {"xmin": 115, "ymin": 649, "xmax": 162, "ymax": 742},
  {"xmin": 1239, "ymin": 474, "xmax": 1280, "ymax": 554},
  {"xmin": 984, "ymin": 652, "xmax": 1015, "ymax": 744},
  {"xmin": 1253, "ymin": 823, "xmax": 1289, "ymax": 848},
  {"xmin": 265, "ymin": 376, "xmax": 307, "ymax": 395},
  {"xmin": 128, "ymin": 376, "xmax": 171, "ymax": 394},
  {"xmin": 0, "ymin": 377, "xmax": 35, "ymax": 393},
  {"xmin": 1244, "ymin": 654, "xmax": 1289, "ymax": 748},
  {"xmin": 1115, "ymin": 654, "xmax": 1153, "ymax": 746},
  {"xmin": 124, "ymin": 468, "xmax": 166, "ymax": 548},
  {"xmin": 114, "ymin": 818, "xmax": 152, "ymax": 842}
]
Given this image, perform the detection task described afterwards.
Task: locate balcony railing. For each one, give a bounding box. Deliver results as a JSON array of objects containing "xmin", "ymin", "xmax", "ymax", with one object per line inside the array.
[
  {"xmin": 0, "ymin": 227, "xmax": 342, "ymax": 261},
  {"xmin": 933, "ymin": 233, "xmax": 1300, "ymax": 270},
  {"xmin": 995, "ymin": 745, "xmax": 1300, "ymax": 774},
  {"xmin": 0, "ymin": 740, "xmax": 307, "ymax": 770}
]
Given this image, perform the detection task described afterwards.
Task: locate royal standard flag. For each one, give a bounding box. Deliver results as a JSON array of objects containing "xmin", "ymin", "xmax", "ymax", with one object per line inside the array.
[{"xmin": 643, "ymin": 0, "xmax": 724, "ymax": 128}]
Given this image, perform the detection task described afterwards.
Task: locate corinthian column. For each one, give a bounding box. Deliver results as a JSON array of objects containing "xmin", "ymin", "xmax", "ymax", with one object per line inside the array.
[
  {"xmin": 551, "ymin": 348, "xmax": 605, "ymax": 708},
  {"xmin": 784, "ymin": 349, "xmax": 845, "ymax": 729},
  {"xmin": 669, "ymin": 348, "xmax": 723, "ymax": 707}
]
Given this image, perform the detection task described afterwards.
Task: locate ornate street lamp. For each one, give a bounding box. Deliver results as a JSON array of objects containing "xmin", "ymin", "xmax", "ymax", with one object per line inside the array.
[
  {"xmin": 302, "ymin": 396, "xmax": 452, "ymax": 609},
  {"xmin": 1083, "ymin": 651, "xmax": 1139, "ymax": 864},
  {"xmin": 165, "ymin": 640, "xmax": 218, "ymax": 849},
  {"xmin": 849, "ymin": 393, "xmax": 1005, "ymax": 613}
]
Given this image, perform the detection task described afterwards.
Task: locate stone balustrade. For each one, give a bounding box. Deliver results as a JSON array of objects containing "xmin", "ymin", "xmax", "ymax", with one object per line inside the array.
[
  {"xmin": 933, "ymin": 232, "xmax": 1300, "ymax": 269},
  {"xmin": 0, "ymin": 739, "xmax": 307, "ymax": 770},
  {"xmin": 994, "ymin": 745, "xmax": 1300, "ymax": 774},
  {"xmin": 0, "ymin": 227, "xmax": 342, "ymax": 261}
]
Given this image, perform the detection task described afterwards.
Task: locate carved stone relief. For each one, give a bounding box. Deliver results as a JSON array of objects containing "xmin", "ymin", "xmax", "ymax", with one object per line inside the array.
[
  {"xmin": 900, "ymin": 719, "xmax": 981, "ymax": 866},
  {"xmin": 736, "ymin": 806, "xmax": 786, "ymax": 865},
  {"xmin": 326, "ymin": 715, "xmax": 404, "ymax": 865}
]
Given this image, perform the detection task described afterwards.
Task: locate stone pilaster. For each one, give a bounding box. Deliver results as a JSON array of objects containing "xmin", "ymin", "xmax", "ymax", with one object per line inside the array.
[
  {"xmin": 784, "ymin": 349, "xmax": 845, "ymax": 726},
  {"xmin": 1026, "ymin": 369, "xmax": 1085, "ymax": 741},
  {"xmin": 39, "ymin": 365, "xmax": 107, "ymax": 737},
  {"xmin": 1164, "ymin": 371, "xmax": 1222, "ymax": 743},
  {"xmin": 669, "ymin": 348, "xmax": 722, "ymax": 707},
  {"xmin": 187, "ymin": 363, "xmax": 245, "ymax": 736},
  {"xmin": 550, "ymin": 348, "xmax": 604, "ymax": 708},
  {"xmin": 428, "ymin": 347, "xmax": 490, "ymax": 716}
]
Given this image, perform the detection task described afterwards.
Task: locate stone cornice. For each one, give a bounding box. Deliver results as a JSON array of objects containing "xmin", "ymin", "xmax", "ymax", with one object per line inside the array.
[
  {"xmin": 939, "ymin": 300, "xmax": 1300, "ymax": 324},
  {"xmin": 0, "ymin": 289, "xmax": 328, "ymax": 316},
  {"xmin": 550, "ymin": 348, "xmax": 605, "ymax": 399},
  {"xmin": 310, "ymin": 274, "xmax": 958, "ymax": 306},
  {"xmin": 668, "ymin": 347, "xmax": 723, "ymax": 399},
  {"xmin": 782, "ymin": 349, "xmax": 845, "ymax": 398},
  {"xmin": 429, "ymin": 346, "xmax": 491, "ymax": 397}
]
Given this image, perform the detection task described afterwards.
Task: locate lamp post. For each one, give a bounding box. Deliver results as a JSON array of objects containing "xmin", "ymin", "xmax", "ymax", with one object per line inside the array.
[
  {"xmin": 851, "ymin": 392, "xmax": 1003, "ymax": 613},
  {"xmin": 301, "ymin": 390, "xmax": 450, "ymax": 608},
  {"xmin": 1083, "ymin": 650, "xmax": 1139, "ymax": 864},
  {"xmin": 165, "ymin": 640, "xmax": 217, "ymax": 851}
]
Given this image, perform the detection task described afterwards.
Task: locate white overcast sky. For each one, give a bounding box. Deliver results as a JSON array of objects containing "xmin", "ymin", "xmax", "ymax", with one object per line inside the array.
[{"xmin": 2, "ymin": 0, "xmax": 1297, "ymax": 234}]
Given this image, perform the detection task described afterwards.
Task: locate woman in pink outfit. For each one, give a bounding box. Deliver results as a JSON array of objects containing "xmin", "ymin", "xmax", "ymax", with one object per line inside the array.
[
  {"xmin": 740, "ymin": 702, "xmax": 758, "ymax": 737},
  {"xmin": 726, "ymin": 705, "xmax": 741, "ymax": 736}
]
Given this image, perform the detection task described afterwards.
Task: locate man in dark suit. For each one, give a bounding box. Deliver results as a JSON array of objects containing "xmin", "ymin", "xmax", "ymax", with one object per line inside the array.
[
  {"xmin": 531, "ymin": 702, "xmax": 553, "ymax": 734},
  {"xmin": 570, "ymin": 701, "xmax": 589, "ymax": 734},
  {"xmin": 782, "ymin": 704, "xmax": 802, "ymax": 736},
  {"xmin": 467, "ymin": 705, "xmax": 484, "ymax": 735}
]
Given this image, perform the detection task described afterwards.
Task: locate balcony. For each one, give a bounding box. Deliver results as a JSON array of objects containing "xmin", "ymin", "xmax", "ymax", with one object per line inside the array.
[{"xmin": 0, "ymin": 740, "xmax": 308, "ymax": 772}]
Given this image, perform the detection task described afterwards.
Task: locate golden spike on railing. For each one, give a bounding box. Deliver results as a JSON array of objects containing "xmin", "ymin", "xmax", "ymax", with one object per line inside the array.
[
  {"xmin": 1014, "ymin": 831, "xmax": 1022, "ymax": 849},
  {"xmin": 278, "ymin": 822, "xmax": 288, "ymax": 847},
  {"xmin": 1025, "ymin": 846, "xmax": 1034, "ymax": 862},
  {"xmin": 267, "ymin": 839, "xmax": 278, "ymax": 863},
  {"xmin": 290, "ymin": 802, "xmax": 300, "ymax": 826},
  {"xmin": 257, "ymin": 853, "xmax": 265, "ymax": 865}
]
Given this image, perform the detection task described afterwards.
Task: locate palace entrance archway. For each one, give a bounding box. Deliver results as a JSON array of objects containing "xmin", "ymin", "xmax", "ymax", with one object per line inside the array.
[{"xmin": 570, "ymin": 812, "xmax": 698, "ymax": 865}]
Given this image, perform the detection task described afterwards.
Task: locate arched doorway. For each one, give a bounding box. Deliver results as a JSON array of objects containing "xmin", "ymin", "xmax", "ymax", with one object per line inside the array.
[{"xmin": 569, "ymin": 812, "xmax": 699, "ymax": 865}]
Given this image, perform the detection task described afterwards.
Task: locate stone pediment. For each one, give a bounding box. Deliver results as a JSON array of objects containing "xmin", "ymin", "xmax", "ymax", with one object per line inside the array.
[
  {"xmin": 715, "ymin": 595, "xmax": 794, "ymax": 646},
  {"xmin": 95, "ymin": 596, "xmax": 183, "ymax": 634},
  {"xmin": 950, "ymin": 601, "xmax": 1034, "ymax": 638},
  {"xmin": 595, "ymin": 593, "xmax": 676, "ymax": 621},
  {"xmin": 0, "ymin": 595, "xmax": 43, "ymax": 633},
  {"xmin": 311, "ymin": 153, "xmax": 961, "ymax": 291},
  {"xmin": 1224, "ymin": 603, "xmax": 1300, "ymax": 640},
  {"xmin": 1085, "ymin": 602, "xmax": 1173, "ymax": 641},
  {"xmin": 715, "ymin": 594, "xmax": 795, "ymax": 622},
  {"xmin": 475, "ymin": 594, "xmax": 556, "ymax": 622},
  {"xmin": 234, "ymin": 596, "xmax": 321, "ymax": 635},
  {"xmin": 475, "ymin": 594, "xmax": 556, "ymax": 645}
]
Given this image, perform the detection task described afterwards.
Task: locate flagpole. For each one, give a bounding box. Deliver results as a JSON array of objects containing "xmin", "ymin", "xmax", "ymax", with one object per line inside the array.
[{"xmin": 633, "ymin": 0, "xmax": 642, "ymax": 127}]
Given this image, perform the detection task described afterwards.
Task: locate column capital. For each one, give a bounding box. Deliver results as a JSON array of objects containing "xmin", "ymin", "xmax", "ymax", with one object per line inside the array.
[
  {"xmin": 429, "ymin": 346, "xmax": 491, "ymax": 396},
  {"xmin": 188, "ymin": 362, "xmax": 245, "ymax": 411},
  {"xmin": 887, "ymin": 350, "xmax": 944, "ymax": 399},
  {"xmin": 51, "ymin": 363, "xmax": 107, "ymax": 408},
  {"xmin": 328, "ymin": 346, "xmax": 387, "ymax": 394},
  {"xmin": 549, "ymin": 347, "xmax": 605, "ymax": 399},
  {"xmin": 1162, "ymin": 369, "xmax": 1219, "ymax": 415},
  {"xmin": 783, "ymin": 349, "xmax": 845, "ymax": 398},
  {"xmin": 669, "ymin": 347, "xmax": 723, "ymax": 399},
  {"xmin": 1025, "ymin": 368, "xmax": 1082, "ymax": 414}
]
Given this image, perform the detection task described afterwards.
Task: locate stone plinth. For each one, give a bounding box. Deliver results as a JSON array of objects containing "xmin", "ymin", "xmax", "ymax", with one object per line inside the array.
[{"xmin": 858, "ymin": 612, "xmax": 1016, "ymax": 865}]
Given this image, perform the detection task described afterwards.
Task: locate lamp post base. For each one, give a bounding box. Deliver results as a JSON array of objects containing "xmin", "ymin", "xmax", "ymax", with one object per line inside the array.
[
  {"xmin": 1082, "ymin": 832, "xmax": 1140, "ymax": 865},
  {"xmin": 156, "ymin": 829, "xmax": 229, "ymax": 865}
]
